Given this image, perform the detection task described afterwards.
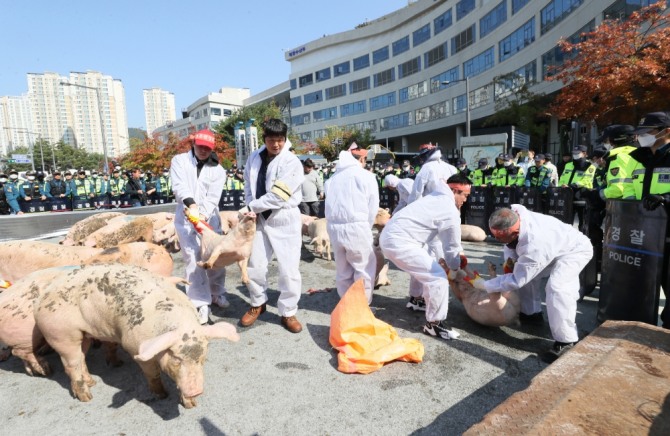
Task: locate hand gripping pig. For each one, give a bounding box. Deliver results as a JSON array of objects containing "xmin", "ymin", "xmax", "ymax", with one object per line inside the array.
[
  {"xmin": 439, "ymin": 259, "xmax": 520, "ymax": 327},
  {"xmin": 33, "ymin": 264, "xmax": 239, "ymax": 408},
  {"xmin": 185, "ymin": 209, "xmax": 257, "ymax": 271}
]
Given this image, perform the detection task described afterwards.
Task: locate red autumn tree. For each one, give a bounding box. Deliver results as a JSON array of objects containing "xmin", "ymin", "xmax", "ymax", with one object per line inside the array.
[{"xmin": 549, "ymin": 2, "xmax": 670, "ymax": 126}]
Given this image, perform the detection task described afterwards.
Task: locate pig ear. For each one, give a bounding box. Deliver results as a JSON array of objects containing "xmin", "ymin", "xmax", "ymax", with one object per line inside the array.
[
  {"xmin": 135, "ymin": 330, "xmax": 180, "ymax": 362},
  {"xmin": 202, "ymin": 322, "xmax": 240, "ymax": 342}
]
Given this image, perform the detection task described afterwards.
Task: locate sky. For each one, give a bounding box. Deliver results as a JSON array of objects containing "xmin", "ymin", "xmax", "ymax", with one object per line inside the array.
[{"xmin": 2, "ymin": 0, "xmax": 410, "ymax": 129}]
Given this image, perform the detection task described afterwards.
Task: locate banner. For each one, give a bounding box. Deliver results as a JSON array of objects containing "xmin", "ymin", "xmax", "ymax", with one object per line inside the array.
[{"xmin": 598, "ymin": 200, "xmax": 666, "ymax": 325}]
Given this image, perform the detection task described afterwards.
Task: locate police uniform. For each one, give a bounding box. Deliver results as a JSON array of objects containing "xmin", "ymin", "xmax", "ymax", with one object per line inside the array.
[
  {"xmin": 492, "ymin": 154, "xmax": 525, "ymax": 187},
  {"xmin": 0, "ymin": 172, "xmax": 22, "ymax": 215},
  {"xmin": 18, "ymin": 171, "xmax": 45, "ymax": 212},
  {"xmin": 559, "ymin": 146, "xmax": 596, "ymax": 189},
  {"xmin": 471, "ymin": 158, "xmax": 494, "ymax": 186},
  {"xmin": 157, "ymin": 168, "xmax": 173, "ymax": 202},
  {"xmin": 524, "ymin": 155, "xmax": 552, "ymax": 193},
  {"xmin": 109, "ymin": 171, "xmax": 126, "ymax": 206}
]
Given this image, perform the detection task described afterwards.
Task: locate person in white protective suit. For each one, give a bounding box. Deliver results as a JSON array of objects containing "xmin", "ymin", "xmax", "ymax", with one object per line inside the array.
[
  {"xmin": 324, "ymin": 143, "xmax": 379, "ymax": 303},
  {"xmin": 171, "ymin": 129, "xmax": 228, "ymax": 325},
  {"xmin": 238, "ymin": 119, "xmax": 305, "ymax": 334},
  {"xmin": 383, "ymin": 174, "xmax": 413, "ymax": 214},
  {"xmin": 467, "ymin": 206, "xmax": 593, "ymax": 363},
  {"xmin": 380, "ymin": 179, "xmax": 468, "ymax": 340},
  {"xmin": 403, "ymin": 146, "xmax": 457, "ymax": 312}
]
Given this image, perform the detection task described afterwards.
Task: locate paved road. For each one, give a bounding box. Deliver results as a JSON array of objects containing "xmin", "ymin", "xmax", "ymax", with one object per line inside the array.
[{"xmin": 0, "ymin": 237, "xmax": 641, "ymax": 435}]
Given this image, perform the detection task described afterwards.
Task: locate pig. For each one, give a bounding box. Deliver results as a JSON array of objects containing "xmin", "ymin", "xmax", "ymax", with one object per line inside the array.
[
  {"xmin": 191, "ymin": 210, "xmax": 257, "ymax": 274},
  {"xmin": 373, "ymin": 232, "xmax": 390, "ymax": 288},
  {"xmin": 439, "ymin": 259, "xmax": 520, "ymax": 327},
  {"xmin": 83, "ymin": 215, "xmax": 154, "ymax": 248},
  {"xmin": 0, "ymin": 240, "xmax": 173, "ymax": 282},
  {"xmin": 32, "ymin": 264, "xmax": 240, "ymax": 408},
  {"xmin": 60, "ymin": 212, "xmax": 126, "ymax": 246},
  {"xmin": 152, "ymin": 219, "xmax": 180, "ymax": 253},
  {"xmin": 373, "ymin": 208, "xmax": 391, "ymax": 230},
  {"xmin": 301, "ymin": 214, "xmax": 317, "ymax": 236},
  {"xmin": 307, "ymin": 218, "xmax": 331, "ymax": 261},
  {"xmin": 461, "ymin": 224, "xmax": 487, "ymax": 242},
  {"xmin": 219, "ymin": 210, "xmax": 241, "ymax": 234}
]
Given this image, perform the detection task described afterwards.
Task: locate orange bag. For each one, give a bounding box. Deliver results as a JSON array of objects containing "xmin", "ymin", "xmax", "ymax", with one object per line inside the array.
[{"xmin": 329, "ymin": 279, "xmax": 424, "ymax": 374}]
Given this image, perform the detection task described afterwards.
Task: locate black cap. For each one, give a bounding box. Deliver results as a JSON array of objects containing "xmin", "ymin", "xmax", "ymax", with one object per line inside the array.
[
  {"xmin": 534, "ymin": 154, "xmax": 545, "ymax": 161},
  {"xmin": 457, "ymin": 157, "xmax": 466, "ymax": 165},
  {"xmin": 113, "ymin": 168, "xmax": 120, "ymax": 173},
  {"xmin": 0, "ymin": 172, "xmax": 7, "ymax": 178},
  {"xmin": 573, "ymin": 145, "xmax": 588, "ymax": 152},
  {"xmin": 633, "ymin": 112, "xmax": 670, "ymax": 134},
  {"xmin": 9, "ymin": 169, "xmax": 18, "ymax": 174},
  {"xmin": 64, "ymin": 170, "xmax": 72, "ymax": 176},
  {"xmin": 592, "ymin": 146, "xmax": 608, "ymax": 158},
  {"xmin": 478, "ymin": 158, "xmax": 488, "ymax": 165},
  {"xmin": 598, "ymin": 124, "xmax": 635, "ymax": 144},
  {"xmin": 544, "ymin": 153, "xmax": 553, "ymax": 161},
  {"xmin": 78, "ymin": 169, "xmax": 86, "ymax": 174}
]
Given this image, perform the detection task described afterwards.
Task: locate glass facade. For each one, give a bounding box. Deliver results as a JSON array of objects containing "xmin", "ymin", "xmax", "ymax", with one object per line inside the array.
[
  {"xmin": 392, "ymin": 36, "xmax": 410, "ymax": 56},
  {"xmin": 340, "ymin": 100, "xmax": 367, "ymax": 117},
  {"xmin": 430, "ymin": 66, "xmax": 460, "ymax": 93},
  {"xmin": 456, "ymin": 0, "xmax": 476, "ymax": 21},
  {"xmin": 499, "ymin": 17, "xmax": 535, "ymax": 62},
  {"xmin": 434, "ymin": 9, "xmax": 453, "ymax": 35},
  {"xmin": 299, "ymin": 74, "xmax": 313, "ymax": 88},
  {"xmin": 512, "ymin": 0, "xmax": 531, "ymax": 15},
  {"xmin": 480, "ymin": 1, "xmax": 507, "ymax": 39},
  {"xmin": 452, "ymin": 24, "xmax": 476, "ymax": 54},
  {"xmin": 424, "ymin": 42, "xmax": 448, "ymax": 68},
  {"xmin": 541, "ymin": 0, "xmax": 584, "ymax": 35},
  {"xmin": 303, "ymin": 90, "xmax": 323, "ymax": 105},
  {"xmin": 373, "ymin": 46, "xmax": 389, "ymax": 64},
  {"xmin": 290, "ymin": 96, "xmax": 302, "ymax": 109},
  {"xmin": 494, "ymin": 60, "xmax": 537, "ymax": 100},
  {"xmin": 312, "ymin": 107, "xmax": 337, "ymax": 122},
  {"xmin": 349, "ymin": 77, "xmax": 371, "ymax": 94},
  {"xmin": 463, "ymin": 47, "xmax": 495, "ymax": 78},
  {"xmin": 353, "ymin": 54, "xmax": 370, "ymax": 71},
  {"xmin": 325, "ymin": 83, "xmax": 346, "ymax": 100},
  {"xmin": 399, "ymin": 80, "xmax": 428, "ymax": 103},
  {"xmin": 413, "ymin": 24, "xmax": 431, "ymax": 47},
  {"xmin": 373, "ymin": 68, "xmax": 395, "ymax": 87},
  {"xmin": 370, "ymin": 91, "xmax": 396, "ymax": 111},
  {"xmin": 398, "ymin": 57, "xmax": 421, "ymax": 79},
  {"xmin": 380, "ymin": 112, "xmax": 411, "ymax": 131},
  {"xmin": 333, "ymin": 61, "xmax": 350, "ymax": 77},
  {"xmin": 315, "ymin": 68, "xmax": 331, "ymax": 82}
]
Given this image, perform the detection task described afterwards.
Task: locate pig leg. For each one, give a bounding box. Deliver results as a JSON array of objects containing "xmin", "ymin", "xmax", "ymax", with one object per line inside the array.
[
  {"xmin": 56, "ymin": 342, "xmax": 94, "ymax": 401},
  {"xmin": 0, "ymin": 344, "xmax": 10, "ymax": 362},
  {"xmin": 103, "ymin": 342, "xmax": 123, "ymax": 367},
  {"xmin": 11, "ymin": 346, "xmax": 51, "ymax": 377},
  {"xmin": 136, "ymin": 360, "xmax": 168, "ymax": 399},
  {"xmin": 238, "ymin": 258, "xmax": 250, "ymax": 284},
  {"xmin": 325, "ymin": 239, "xmax": 332, "ymax": 261}
]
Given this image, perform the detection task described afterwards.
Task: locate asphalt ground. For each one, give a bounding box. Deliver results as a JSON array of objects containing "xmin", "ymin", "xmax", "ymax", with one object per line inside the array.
[{"xmin": 0, "ymin": 234, "xmax": 650, "ymax": 435}]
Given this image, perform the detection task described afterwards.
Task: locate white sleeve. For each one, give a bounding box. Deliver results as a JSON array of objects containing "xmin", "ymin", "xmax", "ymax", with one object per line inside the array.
[{"xmin": 249, "ymin": 159, "xmax": 304, "ymax": 212}]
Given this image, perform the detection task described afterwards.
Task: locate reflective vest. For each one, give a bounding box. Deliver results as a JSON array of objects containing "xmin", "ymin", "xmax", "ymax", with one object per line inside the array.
[
  {"xmin": 158, "ymin": 176, "xmax": 172, "ymax": 195},
  {"xmin": 471, "ymin": 167, "xmax": 494, "ymax": 186},
  {"xmin": 492, "ymin": 165, "xmax": 525, "ymax": 187},
  {"xmin": 601, "ymin": 145, "xmax": 636, "ymax": 199},
  {"xmin": 624, "ymin": 143, "xmax": 670, "ymax": 200},
  {"xmin": 224, "ymin": 177, "xmax": 242, "ymax": 190},
  {"xmin": 109, "ymin": 177, "xmax": 125, "ymax": 196},
  {"xmin": 72, "ymin": 179, "xmax": 91, "ymax": 197},
  {"xmin": 525, "ymin": 165, "xmax": 551, "ymax": 192},
  {"xmin": 559, "ymin": 161, "xmax": 596, "ymax": 189}
]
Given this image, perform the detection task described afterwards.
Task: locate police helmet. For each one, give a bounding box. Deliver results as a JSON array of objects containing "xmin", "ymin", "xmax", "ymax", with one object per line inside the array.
[{"xmin": 598, "ymin": 125, "xmax": 635, "ymax": 146}]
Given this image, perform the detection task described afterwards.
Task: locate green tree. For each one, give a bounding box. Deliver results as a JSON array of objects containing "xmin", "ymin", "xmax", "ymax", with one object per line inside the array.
[
  {"xmin": 313, "ymin": 126, "xmax": 375, "ymax": 162},
  {"xmin": 214, "ymin": 101, "xmax": 283, "ymax": 146}
]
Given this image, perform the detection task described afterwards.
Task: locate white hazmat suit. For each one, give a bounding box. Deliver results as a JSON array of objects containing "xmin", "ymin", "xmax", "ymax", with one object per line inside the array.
[
  {"xmin": 171, "ymin": 150, "xmax": 227, "ymax": 308},
  {"xmin": 380, "ymin": 182, "xmax": 463, "ymax": 322},
  {"xmin": 325, "ymin": 150, "xmax": 380, "ymax": 302},
  {"xmin": 383, "ymin": 174, "xmax": 414, "ymax": 214},
  {"xmin": 243, "ymin": 140, "xmax": 304, "ymax": 317},
  {"xmin": 483, "ymin": 204, "xmax": 593, "ymax": 343}
]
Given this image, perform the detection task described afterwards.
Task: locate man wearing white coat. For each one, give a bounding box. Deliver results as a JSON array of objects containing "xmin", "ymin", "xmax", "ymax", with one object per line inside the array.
[
  {"xmin": 325, "ymin": 143, "xmax": 379, "ymax": 303},
  {"xmin": 238, "ymin": 119, "xmax": 305, "ymax": 333},
  {"xmin": 171, "ymin": 129, "xmax": 228, "ymax": 325},
  {"xmin": 383, "ymin": 174, "xmax": 413, "ymax": 214},
  {"xmin": 467, "ymin": 206, "xmax": 593, "ymax": 363},
  {"xmin": 380, "ymin": 180, "xmax": 466, "ymax": 340}
]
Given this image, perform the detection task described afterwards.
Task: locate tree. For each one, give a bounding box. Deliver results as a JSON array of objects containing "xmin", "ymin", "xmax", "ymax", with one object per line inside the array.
[
  {"xmin": 550, "ymin": 2, "xmax": 670, "ymax": 125},
  {"xmin": 484, "ymin": 72, "xmax": 553, "ymax": 147},
  {"xmin": 214, "ymin": 101, "xmax": 283, "ymax": 147},
  {"xmin": 313, "ymin": 126, "xmax": 375, "ymax": 162}
]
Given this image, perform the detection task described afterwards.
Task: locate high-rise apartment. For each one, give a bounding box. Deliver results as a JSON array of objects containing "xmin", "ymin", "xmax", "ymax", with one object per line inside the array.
[
  {"xmin": 143, "ymin": 87, "xmax": 176, "ymax": 136},
  {"xmin": 0, "ymin": 95, "xmax": 33, "ymax": 157}
]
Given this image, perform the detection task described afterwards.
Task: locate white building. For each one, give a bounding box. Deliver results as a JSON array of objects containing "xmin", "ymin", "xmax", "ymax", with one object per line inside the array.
[
  {"xmin": 153, "ymin": 87, "xmax": 251, "ymax": 142},
  {"xmin": 284, "ymin": 0, "xmax": 647, "ymax": 156},
  {"xmin": 0, "ymin": 95, "xmax": 33, "ymax": 157},
  {"xmin": 25, "ymin": 70, "xmax": 130, "ymax": 160},
  {"xmin": 143, "ymin": 87, "xmax": 176, "ymax": 136}
]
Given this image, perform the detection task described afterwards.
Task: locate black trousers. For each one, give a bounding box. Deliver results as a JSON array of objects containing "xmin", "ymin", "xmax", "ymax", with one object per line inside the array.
[{"xmin": 299, "ymin": 201, "xmax": 320, "ymax": 217}]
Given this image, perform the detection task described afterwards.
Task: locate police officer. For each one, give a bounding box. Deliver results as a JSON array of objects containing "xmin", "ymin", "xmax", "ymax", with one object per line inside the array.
[
  {"xmin": 455, "ymin": 157, "xmax": 471, "ymax": 179},
  {"xmin": 109, "ymin": 168, "xmax": 126, "ymax": 207},
  {"xmin": 45, "ymin": 170, "xmax": 70, "ymax": 209},
  {"xmin": 591, "ymin": 125, "xmax": 637, "ymax": 201},
  {"xmin": 124, "ymin": 168, "xmax": 146, "ymax": 207},
  {"xmin": 71, "ymin": 169, "xmax": 94, "ymax": 208},
  {"xmin": 560, "ymin": 145, "xmax": 596, "ymax": 228},
  {"xmin": 622, "ymin": 111, "xmax": 670, "ymax": 328},
  {"xmin": 492, "ymin": 154, "xmax": 524, "ymax": 187},
  {"xmin": 543, "ymin": 153, "xmax": 559, "ymax": 187},
  {"xmin": 144, "ymin": 170, "xmax": 158, "ymax": 204},
  {"xmin": 98, "ymin": 172, "xmax": 112, "ymax": 208},
  {"xmin": 157, "ymin": 167, "xmax": 173, "ymax": 202},
  {"xmin": 525, "ymin": 154, "xmax": 552, "ymax": 193},
  {"xmin": 0, "ymin": 171, "xmax": 22, "ymax": 215},
  {"xmin": 224, "ymin": 170, "xmax": 243, "ymax": 190},
  {"xmin": 18, "ymin": 170, "xmax": 45, "ymax": 212},
  {"xmin": 471, "ymin": 158, "xmax": 494, "ymax": 186}
]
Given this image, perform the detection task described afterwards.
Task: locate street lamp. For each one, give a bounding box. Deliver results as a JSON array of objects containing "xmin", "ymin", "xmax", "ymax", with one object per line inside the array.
[
  {"xmin": 60, "ymin": 81, "xmax": 110, "ymax": 174},
  {"xmin": 442, "ymin": 77, "xmax": 471, "ymax": 138},
  {"xmin": 2, "ymin": 127, "xmax": 48, "ymax": 171}
]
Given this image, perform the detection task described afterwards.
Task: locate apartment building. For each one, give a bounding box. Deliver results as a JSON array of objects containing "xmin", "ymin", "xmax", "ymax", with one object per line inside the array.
[{"xmin": 143, "ymin": 87, "xmax": 176, "ymax": 135}]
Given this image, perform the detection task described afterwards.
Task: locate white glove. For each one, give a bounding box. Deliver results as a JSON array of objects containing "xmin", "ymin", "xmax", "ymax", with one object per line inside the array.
[
  {"xmin": 446, "ymin": 268, "xmax": 460, "ymax": 281},
  {"xmin": 238, "ymin": 205, "xmax": 251, "ymax": 214},
  {"xmin": 465, "ymin": 271, "xmax": 487, "ymax": 290}
]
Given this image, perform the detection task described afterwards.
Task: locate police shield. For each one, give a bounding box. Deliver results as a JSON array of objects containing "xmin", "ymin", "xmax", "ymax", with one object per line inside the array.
[
  {"xmin": 598, "ymin": 200, "xmax": 666, "ymax": 325},
  {"xmin": 465, "ymin": 186, "xmax": 493, "ymax": 233},
  {"xmin": 232, "ymin": 190, "xmax": 245, "ymax": 210},
  {"xmin": 515, "ymin": 187, "xmax": 542, "ymax": 212},
  {"xmin": 492, "ymin": 186, "xmax": 513, "ymax": 211},
  {"xmin": 379, "ymin": 187, "xmax": 396, "ymax": 212},
  {"xmin": 218, "ymin": 190, "xmax": 237, "ymax": 211},
  {"xmin": 545, "ymin": 187, "xmax": 574, "ymax": 224}
]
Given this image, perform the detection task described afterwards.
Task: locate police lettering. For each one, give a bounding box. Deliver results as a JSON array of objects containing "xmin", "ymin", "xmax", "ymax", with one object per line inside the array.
[{"xmin": 608, "ymin": 251, "xmax": 641, "ymax": 267}]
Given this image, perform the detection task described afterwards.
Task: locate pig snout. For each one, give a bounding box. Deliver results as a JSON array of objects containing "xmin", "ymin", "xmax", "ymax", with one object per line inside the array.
[{"xmin": 176, "ymin": 365, "xmax": 205, "ymax": 407}]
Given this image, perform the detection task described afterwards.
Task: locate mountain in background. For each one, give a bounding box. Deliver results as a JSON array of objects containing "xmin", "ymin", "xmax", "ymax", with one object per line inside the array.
[{"xmin": 128, "ymin": 128, "xmax": 146, "ymax": 139}]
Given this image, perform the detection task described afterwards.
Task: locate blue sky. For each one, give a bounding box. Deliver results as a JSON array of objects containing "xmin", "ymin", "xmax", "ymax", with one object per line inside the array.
[{"xmin": 2, "ymin": 0, "xmax": 409, "ymax": 129}]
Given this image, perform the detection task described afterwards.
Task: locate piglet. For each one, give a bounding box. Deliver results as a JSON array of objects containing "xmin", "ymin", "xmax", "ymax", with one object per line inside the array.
[
  {"xmin": 34, "ymin": 264, "xmax": 239, "ymax": 408},
  {"xmin": 307, "ymin": 218, "xmax": 331, "ymax": 261}
]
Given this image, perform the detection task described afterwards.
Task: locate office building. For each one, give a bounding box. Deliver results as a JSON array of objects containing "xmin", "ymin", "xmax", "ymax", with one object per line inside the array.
[{"xmin": 143, "ymin": 87, "xmax": 176, "ymax": 136}]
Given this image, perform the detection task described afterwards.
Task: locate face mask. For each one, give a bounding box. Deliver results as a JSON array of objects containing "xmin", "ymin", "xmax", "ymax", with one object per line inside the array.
[
  {"xmin": 403, "ymin": 166, "xmax": 409, "ymax": 171},
  {"xmin": 0, "ymin": 178, "xmax": 6, "ymax": 183},
  {"xmin": 572, "ymin": 153, "xmax": 582, "ymax": 160},
  {"xmin": 637, "ymin": 133, "xmax": 658, "ymax": 148},
  {"xmin": 9, "ymin": 175, "xmax": 17, "ymax": 180},
  {"xmin": 163, "ymin": 172, "xmax": 169, "ymax": 177},
  {"xmin": 602, "ymin": 143, "xmax": 612, "ymax": 151},
  {"xmin": 458, "ymin": 165, "xmax": 466, "ymax": 170},
  {"xmin": 92, "ymin": 175, "xmax": 98, "ymax": 179},
  {"xmin": 27, "ymin": 176, "xmax": 35, "ymax": 181},
  {"xmin": 503, "ymin": 161, "xmax": 512, "ymax": 167}
]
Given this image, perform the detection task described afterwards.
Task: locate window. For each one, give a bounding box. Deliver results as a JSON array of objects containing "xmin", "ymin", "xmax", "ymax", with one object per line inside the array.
[
  {"xmin": 399, "ymin": 81, "xmax": 428, "ymax": 103},
  {"xmin": 480, "ymin": 1, "xmax": 507, "ymax": 39},
  {"xmin": 470, "ymin": 84, "xmax": 492, "ymax": 109},
  {"xmin": 380, "ymin": 113, "xmax": 411, "ymax": 131},
  {"xmin": 434, "ymin": 9, "xmax": 453, "ymax": 35},
  {"xmin": 349, "ymin": 77, "xmax": 371, "ymax": 94},
  {"xmin": 290, "ymin": 96, "xmax": 302, "ymax": 109},
  {"xmin": 373, "ymin": 68, "xmax": 395, "ymax": 87},
  {"xmin": 203, "ymin": 108, "xmax": 208, "ymax": 116},
  {"xmin": 291, "ymin": 113, "xmax": 310, "ymax": 126},
  {"xmin": 424, "ymin": 42, "xmax": 448, "ymax": 68},
  {"xmin": 413, "ymin": 24, "xmax": 431, "ymax": 47},
  {"xmin": 463, "ymin": 47, "xmax": 495, "ymax": 78},
  {"xmin": 299, "ymin": 74, "xmax": 313, "ymax": 88},
  {"xmin": 512, "ymin": 0, "xmax": 531, "ymax": 14},
  {"xmin": 499, "ymin": 17, "xmax": 535, "ymax": 62},
  {"xmin": 541, "ymin": 0, "xmax": 584, "ymax": 35},
  {"xmin": 353, "ymin": 54, "xmax": 370, "ymax": 71},
  {"xmin": 494, "ymin": 60, "xmax": 537, "ymax": 100},
  {"xmin": 315, "ymin": 67, "xmax": 331, "ymax": 82},
  {"xmin": 312, "ymin": 107, "xmax": 337, "ymax": 122},
  {"xmin": 456, "ymin": 0, "xmax": 476, "ymax": 21},
  {"xmin": 334, "ymin": 61, "xmax": 350, "ymax": 77},
  {"xmin": 373, "ymin": 46, "xmax": 389, "ymax": 64},
  {"xmin": 325, "ymin": 83, "xmax": 346, "ymax": 100},
  {"xmin": 452, "ymin": 24, "xmax": 475, "ymax": 54},
  {"xmin": 369, "ymin": 91, "xmax": 396, "ymax": 111},
  {"xmin": 604, "ymin": 0, "xmax": 654, "ymax": 20},
  {"xmin": 392, "ymin": 36, "xmax": 410, "ymax": 56},
  {"xmin": 430, "ymin": 66, "xmax": 460, "ymax": 93},
  {"xmin": 303, "ymin": 90, "xmax": 323, "ymax": 105},
  {"xmin": 290, "ymin": 79, "xmax": 297, "ymax": 90},
  {"xmin": 453, "ymin": 94, "xmax": 467, "ymax": 113},
  {"xmin": 340, "ymin": 100, "xmax": 367, "ymax": 117},
  {"xmin": 210, "ymin": 108, "xmax": 222, "ymax": 116},
  {"xmin": 223, "ymin": 109, "xmax": 232, "ymax": 116},
  {"xmin": 415, "ymin": 101, "xmax": 450, "ymax": 125},
  {"xmin": 398, "ymin": 57, "xmax": 421, "ymax": 79}
]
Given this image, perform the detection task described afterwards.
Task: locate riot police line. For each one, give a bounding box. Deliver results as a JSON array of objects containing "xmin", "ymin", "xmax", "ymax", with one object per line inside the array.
[{"xmin": 14, "ymin": 192, "xmax": 176, "ymax": 214}]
